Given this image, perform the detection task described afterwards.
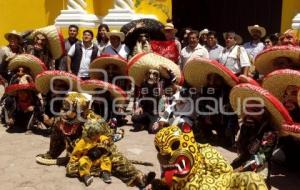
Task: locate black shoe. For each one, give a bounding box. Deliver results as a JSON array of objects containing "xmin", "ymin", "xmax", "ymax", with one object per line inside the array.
[
  {"xmin": 102, "ymin": 171, "xmax": 112, "ymax": 184},
  {"xmin": 82, "ymin": 175, "xmax": 93, "ymax": 186}
]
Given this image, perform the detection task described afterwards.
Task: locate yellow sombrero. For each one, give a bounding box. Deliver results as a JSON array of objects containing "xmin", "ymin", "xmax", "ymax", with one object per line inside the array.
[
  {"xmin": 254, "ymin": 45, "xmax": 300, "ymax": 75},
  {"xmin": 262, "ymin": 69, "xmax": 300, "ymax": 102},
  {"xmin": 230, "ymin": 83, "xmax": 293, "ymax": 130},
  {"xmin": 183, "ymin": 57, "xmax": 239, "ymax": 89},
  {"xmin": 31, "ymin": 25, "xmax": 65, "ymax": 59},
  {"xmin": 8, "ymin": 54, "xmax": 47, "ymax": 78},
  {"xmin": 127, "ymin": 52, "xmax": 183, "ymax": 87},
  {"xmin": 35, "ymin": 70, "xmax": 80, "ymax": 94},
  {"xmin": 80, "ymin": 79, "xmax": 128, "ymax": 104},
  {"xmin": 89, "ymin": 54, "xmax": 128, "ymax": 80},
  {"xmin": 5, "ymin": 83, "xmax": 36, "ymax": 96}
]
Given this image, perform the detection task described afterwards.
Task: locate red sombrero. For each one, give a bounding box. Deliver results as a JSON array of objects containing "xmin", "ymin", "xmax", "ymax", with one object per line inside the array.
[
  {"xmin": 89, "ymin": 54, "xmax": 128, "ymax": 80},
  {"xmin": 35, "ymin": 70, "xmax": 80, "ymax": 94},
  {"xmin": 254, "ymin": 46, "xmax": 300, "ymax": 75},
  {"xmin": 31, "ymin": 25, "xmax": 65, "ymax": 59},
  {"xmin": 230, "ymin": 83, "xmax": 293, "ymax": 130},
  {"xmin": 5, "ymin": 83, "xmax": 36, "ymax": 95},
  {"xmin": 8, "ymin": 54, "xmax": 47, "ymax": 78},
  {"xmin": 127, "ymin": 52, "xmax": 183, "ymax": 87},
  {"xmin": 183, "ymin": 57, "xmax": 239, "ymax": 89},
  {"xmin": 262, "ymin": 69, "xmax": 300, "ymax": 102},
  {"xmin": 80, "ymin": 79, "xmax": 128, "ymax": 104}
]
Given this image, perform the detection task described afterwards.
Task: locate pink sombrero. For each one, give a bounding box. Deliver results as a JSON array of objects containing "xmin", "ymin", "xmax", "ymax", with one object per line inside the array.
[
  {"xmin": 35, "ymin": 70, "xmax": 80, "ymax": 94},
  {"xmin": 127, "ymin": 52, "xmax": 183, "ymax": 87},
  {"xmin": 8, "ymin": 54, "xmax": 47, "ymax": 78},
  {"xmin": 230, "ymin": 83, "xmax": 293, "ymax": 130},
  {"xmin": 262, "ymin": 69, "xmax": 300, "ymax": 102},
  {"xmin": 80, "ymin": 80, "xmax": 128, "ymax": 104},
  {"xmin": 254, "ymin": 46, "xmax": 300, "ymax": 75},
  {"xmin": 89, "ymin": 54, "xmax": 128, "ymax": 80},
  {"xmin": 5, "ymin": 83, "xmax": 36, "ymax": 96},
  {"xmin": 31, "ymin": 25, "xmax": 65, "ymax": 59},
  {"xmin": 183, "ymin": 57, "xmax": 239, "ymax": 89}
]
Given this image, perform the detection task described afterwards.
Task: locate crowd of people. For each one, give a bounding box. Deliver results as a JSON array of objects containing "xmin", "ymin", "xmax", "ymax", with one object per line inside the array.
[{"xmin": 1, "ymin": 19, "xmax": 300, "ymax": 189}]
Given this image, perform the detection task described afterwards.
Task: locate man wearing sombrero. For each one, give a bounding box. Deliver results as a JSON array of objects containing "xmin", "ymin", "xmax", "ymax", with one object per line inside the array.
[
  {"xmin": 243, "ymin": 25, "xmax": 266, "ymax": 62},
  {"xmin": 279, "ymin": 29, "xmax": 299, "ymax": 46}
]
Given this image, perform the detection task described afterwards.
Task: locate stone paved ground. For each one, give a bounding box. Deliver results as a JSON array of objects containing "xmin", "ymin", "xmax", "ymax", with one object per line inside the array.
[{"xmin": 0, "ymin": 122, "xmax": 299, "ymax": 190}]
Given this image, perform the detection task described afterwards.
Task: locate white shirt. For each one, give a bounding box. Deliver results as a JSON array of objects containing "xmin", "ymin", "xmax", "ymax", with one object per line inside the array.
[
  {"xmin": 102, "ymin": 43, "xmax": 130, "ymax": 60},
  {"xmin": 180, "ymin": 43, "xmax": 209, "ymax": 69},
  {"xmin": 68, "ymin": 42, "xmax": 100, "ymax": 77},
  {"xmin": 243, "ymin": 41, "xmax": 264, "ymax": 60},
  {"xmin": 218, "ymin": 45, "xmax": 251, "ymax": 74}
]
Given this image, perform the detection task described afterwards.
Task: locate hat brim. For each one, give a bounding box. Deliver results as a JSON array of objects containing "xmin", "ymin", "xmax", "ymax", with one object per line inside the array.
[
  {"xmin": 8, "ymin": 54, "xmax": 47, "ymax": 77},
  {"xmin": 89, "ymin": 55, "xmax": 128, "ymax": 80},
  {"xmin": 163, "ymin": 28, "xmax": 178, "ymax": 34},
  {"xmin": 254, "ymin": 46, "xmax": 300, "ymax": 75},
  {"xmin": 80, "ymin": 79, "xmax": 128, "ymax": 104},
  {"xmin": 4, "ymin": 32, "xmax": 22, "ymax": 42},
  {"xmin": 35, "ymin": 71, "xmax": 80, "ymax": 94},
  {"xmin": 183, "ymin": 57, "xmax": 239, "ymax": 89},
  {"xmin": 248, "ymin": 26, "xmax": 266, "ymax": 38},
  {"xmin": 263, "ymin": 69, "xmax": 300, "ymax": 102},
  {"xmin": 127, "ymin": 52, "xmax": 183, "ymax": 87},
  {"xmin": 5, "ymin": 83, "xmax": 36, "ymax": 95},
  {"xmin": 230, "ymin": 83, "xmax": 293, "ymax": 130},
  {"xmin": 106, "ymin": 32, "xmax": 125, "ymax": 42},
  {"xmin": 31, "ymin": 25, "xmax": 65, "ymax": 59},
  {"xmin": 238, "ymin": 75, "xmax": 260, "ymax": 86}
]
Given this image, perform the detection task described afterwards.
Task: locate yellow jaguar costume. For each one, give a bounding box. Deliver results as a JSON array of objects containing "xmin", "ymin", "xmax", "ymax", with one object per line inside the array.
[{"xmin": 154, "ymin": 124, "xmax": 268, "ymax": 190}]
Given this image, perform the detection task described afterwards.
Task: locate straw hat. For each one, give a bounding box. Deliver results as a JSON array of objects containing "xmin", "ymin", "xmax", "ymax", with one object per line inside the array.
[
  {"xmin": 238, "ymin": 74, "xmax": 260, "ymax": 86},
  {"xmin": 162, "ymin": 23, "xmax": 177, "ymax": 34},
  {"xmin": 183, "ymin": 57, "xmax": 239, "ymax": 89},
  {"xmin": 127, "ymin": 52, "xmax": 183, "ymax": 87},
  {"xmin": 80, "ymin": 79, "xmax": 128, "ymax": 104},
  {"xmin": 106, "ymin": 30, "xmax": 125, "ymax": 42},
  {"xmin": 248, "ymin": 24, "xmax": 266, "ymax": 38},
  {"xmin": 4, "ymin": 30, "xmax": 22, "ymax": 42},
  {"xmin": 35, "ymin": 70, "xmax": 80, "ymax": 94},
  {"xmin": 8, "ymin": 54, "xmax": 47, "ymax": 77},
  {"xmin": 199, "ymin": 28, "xmax": 209, "ymax": 36},
  {"xmin": 223, "ymin": 32, "xmax": 243, "ymax": 45},
  {"xmin": 254, "ymin": 46, "xmax": 300, "ymax": 75},
  {"xmin": 230, "ymin": 83, "xmax": 293, "ymax": 129},
  {"xmin": 89, "ymin": 54, "xmax": 128, "ymax": 80},
  {"xmin": 262, "ymin": 69, "xmax": 300, "ymax": 102},
  {"xmin": 31, "ymin": 25, "xmax": 65, "ymax": 59},
  {"xmin": 5, "ymin": 83, "xmax": 36, "ymax": 96}
]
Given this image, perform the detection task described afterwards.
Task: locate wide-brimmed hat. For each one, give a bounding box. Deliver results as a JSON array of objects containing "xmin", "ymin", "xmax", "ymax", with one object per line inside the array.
[
  {"xmin": 5, "ymin": 83, "xmax": 36, "ymax": 96},
  {"xmin": 199, "ymin": 28, "xmax": 209, "ymax": 36},
  {"xmin": 248, "ymin": 24, "xmax": 266, "ymax": 38},
  {"xmin": 89, "ymin": 54, "xmax": 128, "ymax": 80},
  {"xmin": 238, "ymin": 74, "xmax": 260, "ymax": 86},
  {"xmin": 223, "ymin": 32, "xmax": 243, "ymax": 45},
  {"xmin": 4, "ymin": 30, "xmax": 22, "ymax": 42},
  {"xmin": 80, "ymin": 79, "xmax": 128, "ymax": 104},
  {"xmin": 183, "ymin": 57, "xmax": 239, "ymax": 89},
  {"xmin": 254, "ymin": 46, "xmax": 300, "ymax": 75},
  {"xmin": 35, "ymin": 70, "xmax": 80, "ymax": 94},
  {"xmin": 31, "ymin": 25, "xmax": 65, "ymax": 59},
  {"xmin": 230, "ymin": 83, "xmax": 293, "ymax": 129},
  {"xmin": 106, "ymin": 30, "xmax": 125, "ymax": 42},
  {"xmin": 262, "ymin": 69, "xmax": 300, "ymax": 102},
  {"xmin": 162, "ymin": 23, "xmax": 178, "ymax": 34},
  {"xmin": 127, "ymin": 52, "xmax": 183, "ymax": 87},
  {"xmin": 8, "ymin": 54, "xmax": 47, "ymax": 78}
]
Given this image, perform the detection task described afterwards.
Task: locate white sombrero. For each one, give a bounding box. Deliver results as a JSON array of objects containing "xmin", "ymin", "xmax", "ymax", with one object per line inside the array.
[
  {"xmin": 31, "ymin": 25, "xmax": 65, "ymax": 59},
  {"xmin": 254, "ymin": 45, "xmax": 300, "ymax": 75},
  {"xmin": 248, "ymin": 24, "xmax": 266, "ymax": 38},
  {"xmin": 89, "ymin": 54, "xmax": 128, "ymax": 80},
  {"xmin": 106, "ymin": 30, "xmax": 125, "ymax": 42},
  {"xmin": 230, "ymin": 83, "xmax": 293, "ymax": 130},
  {"xmin": 80, "ymin": 79, "xmax": 128, "ymax": 104},
  {"xmin": 5, "ymin": 83, "xmax": 36, "ymax": 96},
  {"xmin": 8, "ymin": 54, "xmax": 47, "ymax": 78},
  {"xmin": 183, "ymin": 57, "xmax": 239, "ymax": 89},
  {"xmin": 262, "ymin": 69, "xmax": 300, "ymax": 102},
  {"xmin": 4, "ymin": 30, "xmax": 22, "ymax": 42},
  {"xmin": 35, "ymin": 70, "xmax": 80, "ymax": 94},
  {"xmin": 127, "ymin": 52, "xmax": 183, "ymax": 87}
]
